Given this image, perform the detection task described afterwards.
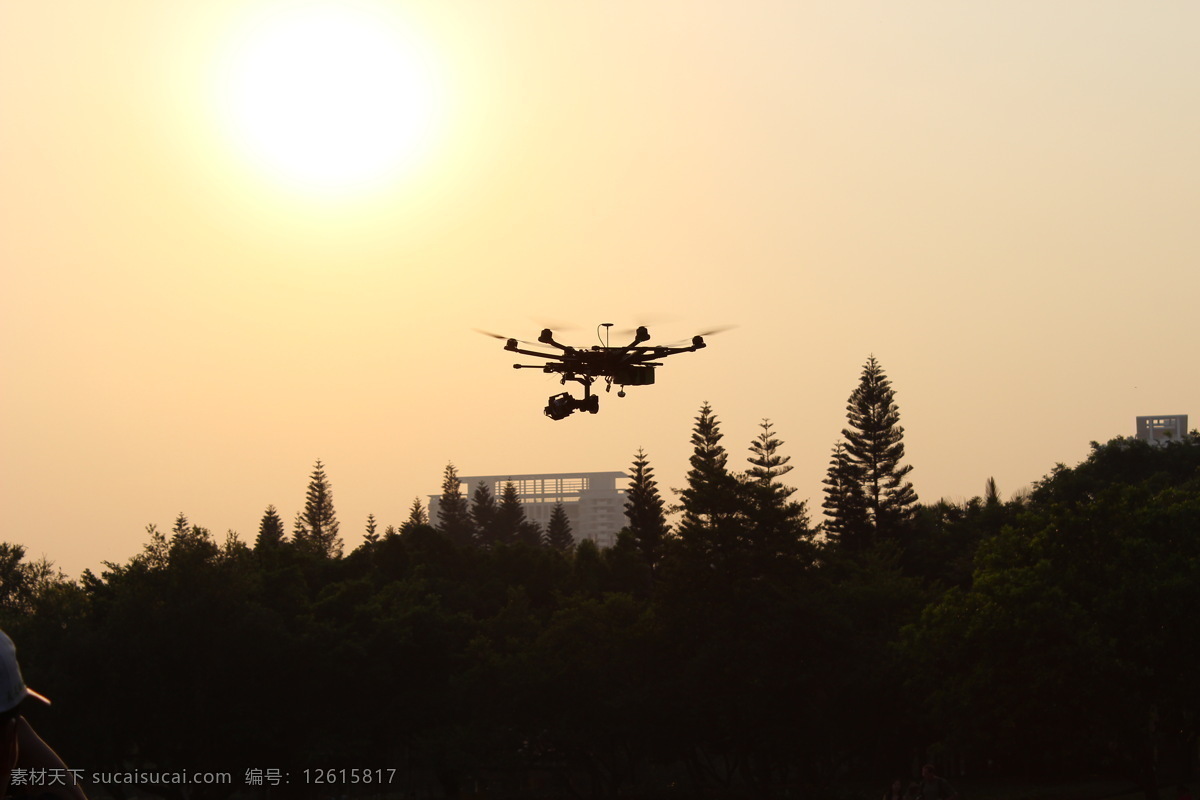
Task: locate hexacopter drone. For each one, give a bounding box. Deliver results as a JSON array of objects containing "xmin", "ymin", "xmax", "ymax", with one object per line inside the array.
[{"xmin": 477, "ymin": 323, "xmax": 721, "ymax": 419}]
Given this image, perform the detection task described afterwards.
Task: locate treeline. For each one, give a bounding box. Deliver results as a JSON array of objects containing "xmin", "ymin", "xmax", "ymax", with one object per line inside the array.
[{"xmin": 2, "ymin": 358, "xmax": 1199, "ymax": 799}]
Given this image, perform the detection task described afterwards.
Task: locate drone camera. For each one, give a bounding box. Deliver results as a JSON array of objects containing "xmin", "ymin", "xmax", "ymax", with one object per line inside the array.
[
  {"xmin": 544, "ymin": 392, "xmax": 600, "ymax": 420},
  {"xmin": 545, "ymin": 392, "xmax": 577, "ymax": 420}
]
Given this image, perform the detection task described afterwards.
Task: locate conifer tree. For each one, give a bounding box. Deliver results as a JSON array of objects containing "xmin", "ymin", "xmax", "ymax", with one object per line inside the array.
[
  {"xmin": 470, "ymin": 480, "xmax": 499, "ymax": 548},
  {"xmin": 675, "ymin": 403, "xmax": 747, "ymax": 562},
  {"xmin": 519, "ymin": 519, "xmax": 545, "ymax": 548},
  {"xmin": 293, "ymin": 459, "xmax": 343, "ymax": 558},
  {"xmin": 494, "ymin": 480, "xmax": 529, "ymax": 546},
  {"xmin": 624, "ymin": 447, "xmax": 670, "ymax": 574},
  {"xmin": 168, "ymin": 512, "xmax": 217, "ymax": 563},
  {"xmin": 255, "ymin": 505, "xmax": 286, "ymax": 550},
  {"xmin": 676, "ymin": 402, "xmax": 739, "ymax": 531},
  {"xmin": 821, "ymin": 441, "xmax": 869, "ymax": 550},
  {"xmin": 825, "ymin": 356, "xmax": 917, "ymax": 550},
  {"xmin": 546, "ymin": 503, "xmax": 575, "ymax": 552},
  {"xmin": 747, "ymin": 419, "xmax": 792, "ymax": 487},
  {"xmin": 745, "ymin": 419, "xmax": 811, "ymax": 563},
  {"xmin": 400, "ymin": 497, "xmax": 428, "ymax": 534},
  {"xmin": 363, "ymin": 513, "xmax": 379, "ymax": 545},
  {"xmin": 435, "ymin": 463, "xmax": 475, "ymax": 547}
]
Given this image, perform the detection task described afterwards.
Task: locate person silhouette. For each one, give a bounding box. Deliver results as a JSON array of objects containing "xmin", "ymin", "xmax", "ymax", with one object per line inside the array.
[{"xmin": 1, "ymin": 630, "xmax": 87, "ymax": 800}]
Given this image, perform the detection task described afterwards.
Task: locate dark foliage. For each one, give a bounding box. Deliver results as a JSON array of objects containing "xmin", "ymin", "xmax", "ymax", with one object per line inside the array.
[{"xmin": 4, "ymin": 422, "xmax": 1197, "ymax": 798}]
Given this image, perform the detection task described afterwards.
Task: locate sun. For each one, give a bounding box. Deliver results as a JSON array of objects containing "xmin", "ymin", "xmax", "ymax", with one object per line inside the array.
[{"xmin": 217, "ymin": 3, "xmax": 442, "ymax": 197}]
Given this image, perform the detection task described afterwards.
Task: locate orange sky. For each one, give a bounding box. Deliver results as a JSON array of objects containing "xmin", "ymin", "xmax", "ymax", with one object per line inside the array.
[{"xmin": 3, "ymin": 1, "xmax": 1197, "ymax": 578}]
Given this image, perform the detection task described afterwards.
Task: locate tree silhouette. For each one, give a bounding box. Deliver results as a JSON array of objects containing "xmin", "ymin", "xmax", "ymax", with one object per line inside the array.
[
  {"xmin": 495, "ymin": 481, "xmax": 532, "ymax": 546},
  {"xmin": 293, "ymin": 459, "xmax": 342, "ymax": 558},
  {"xmin": 255, "ymin": 505, "xmax": 286, "ymax": 551},
  {"xmin": 821, "ymin": 441, "xmax": 869, "ymax": 551},
  {"xmin": 545, "ymin": 503, "xmax": 575, "ymax": 552},
  {"xmin": 363, "ymin": 513, "xmax": 380, "ymax": 545},
  {"xmin": 435, "ymin": 463, "xmax": 474, "ymax": 547},
  {"xmin": 624, "ymin": 448, "xmax": 670, "ymax": 576},
  {"xmin": 676, "ymin": 402, "xmax": 740, "ymax": 534},
  {"xmin": 744, "ymin": 419, "xmax": 811, "ymax": 567},
  {"xmin": 673, "ymin": 402, "xmax": 756, "ymax": 584},
  {"xmin": 400, "ymin": 497, "xmax": 428, "ymax": 534},
  {"xmin": 471, "ymin": 480, "xmax": 499, "ymax": 548},
  {"xmin": 825, "ymin": 356, "xmax": 917, "ymax": 550}
]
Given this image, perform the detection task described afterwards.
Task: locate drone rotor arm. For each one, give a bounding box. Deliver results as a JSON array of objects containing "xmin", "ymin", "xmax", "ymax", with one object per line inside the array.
[{"xmin": 507, "ymin": 344, "xmax": 570, "ymax": 361}]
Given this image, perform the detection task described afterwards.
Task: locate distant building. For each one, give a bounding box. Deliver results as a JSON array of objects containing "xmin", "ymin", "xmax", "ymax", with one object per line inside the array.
[
  {"xmin": 1136, "ymin": 415, "xmax": 1189, "ymax": 446},
  {"xmin": 429, "ymin": 471, "xmax": 627, "ymax": 547}
]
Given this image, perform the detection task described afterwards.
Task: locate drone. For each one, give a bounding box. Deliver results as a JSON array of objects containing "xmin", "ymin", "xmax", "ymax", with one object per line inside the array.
[{"xmin": 477, "ymin": 323, "xmax": 720, "ymax": 419}]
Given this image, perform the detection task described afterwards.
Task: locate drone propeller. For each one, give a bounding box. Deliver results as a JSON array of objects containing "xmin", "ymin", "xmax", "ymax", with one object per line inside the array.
[
  {"xmin": 655, "ymin": 325, "xmax": 737, "ymax": 347},
  {"xmin": 472, "ymin": 328, "xmax": 557, "ymax": 350},
  {"xmin": 473, "ymin": 328, "xmax": 508, "ymax": 340}
]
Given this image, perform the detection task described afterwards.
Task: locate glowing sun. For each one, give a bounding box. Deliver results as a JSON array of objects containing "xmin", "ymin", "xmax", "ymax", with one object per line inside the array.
[{"xmin": 218, "ymin": 3, "xmax": 442, "ymax": 196}]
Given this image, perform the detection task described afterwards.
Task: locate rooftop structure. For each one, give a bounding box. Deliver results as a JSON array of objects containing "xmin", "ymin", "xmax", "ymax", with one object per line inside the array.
[
  {"xmin": 1136, "ymin": 415, "xmax": 1189, "ymax": 446},
  {"xmin": 429, "ymin": 471, "xmax": 627, "ymax": 548}
]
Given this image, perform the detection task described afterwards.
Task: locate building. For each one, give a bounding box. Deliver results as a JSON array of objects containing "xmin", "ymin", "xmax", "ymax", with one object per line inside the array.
[
  {"xmin": 1136, "ymin": 415, "xmax": 1189, "ymax": 446},
  {"xmin": 429, "ymin": 471, "xmax": 627, "ymax": 547}
]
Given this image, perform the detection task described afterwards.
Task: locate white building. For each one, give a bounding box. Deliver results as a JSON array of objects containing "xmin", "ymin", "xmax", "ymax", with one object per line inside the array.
[
  {"xmin": 429, "ymin": 471, "xmax": 628, "ymax": 547},
  {"xmin": 1136, "ymin": 415, "xmax": 1189, "ymax": 446}
]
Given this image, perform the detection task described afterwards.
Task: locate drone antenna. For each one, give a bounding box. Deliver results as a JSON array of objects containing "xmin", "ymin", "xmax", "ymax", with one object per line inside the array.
[{"xmin": 598, "ymin": 322, "xmax": 613, "ymax": 348}]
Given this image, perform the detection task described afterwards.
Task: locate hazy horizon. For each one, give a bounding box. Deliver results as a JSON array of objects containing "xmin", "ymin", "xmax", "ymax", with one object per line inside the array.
[{"xmin": 3, "ymin": 1, "xmax": 1197, "ymax": 579}]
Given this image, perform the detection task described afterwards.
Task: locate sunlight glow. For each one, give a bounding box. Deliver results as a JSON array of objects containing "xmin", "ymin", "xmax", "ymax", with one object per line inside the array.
[{"xmin": 217, "ymin": 3, "xmax": 442, "ymax": 197}]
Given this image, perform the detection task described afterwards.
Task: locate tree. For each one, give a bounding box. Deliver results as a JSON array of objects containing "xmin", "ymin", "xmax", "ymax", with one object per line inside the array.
[
  {"xmin": 825, "ymin": 356, "xmax": 917, "ymax": 551},
  {"xmin": 671, "ymin": 402, "xmax": 761, "ymax": 591},
  {"xmin": 400, "ymin": 497, "xmax": 428, "ymax": 534},
  {"xmin": 0, "ymin": 543, "xmax": 64, "ymax": 620},
  {"xmin": 363, "ymin": 513, "xmax": 380, "ymax": 545},
  {"xmin": 744, "ymin": 419, "xmax": 812, "ymax": 567},
  {"xmin": 293, "ymin": 459, "xmax": 343, "ymax": 558},
  {"xmin": 470, "ymin": 481, "xmax": 499, "ymax": 548},
  {"xmin": 903, "ymin": 436, "xmax": 1200, "ymax": 794},
  {"xmin": 821, "ymin": 442, "xmax": 869, "ymax": 552},
  {"xmin": 495, "ymin": 481, "xmax": 532, "ymax": 546},
  {"xmin": 255, "ymin": 505, "xmax": 286, "ymax": 551},
  {"xmin": 623, "ymin": 448, "xmax": 670, "ymax": 576},
  {"xmin": 675, "ymin": 402, "xmax": 742, "ymax": 538},
  {"xmin": 546, "ymin": 503, "xmax": 575, "ymax": 552},
  {"xmin": 435, "ymin": 463, "xmax": 475, "ymax": 547}
]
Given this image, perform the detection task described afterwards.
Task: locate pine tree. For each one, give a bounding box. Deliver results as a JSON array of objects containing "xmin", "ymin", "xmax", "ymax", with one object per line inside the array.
[
  {"xmin": 624, "ymin": 447, "xmax": 670, "ymax": 574},
  {"xmin": 826, "ymin": 355, "xmax": 918, "ymax": 550},
  {"xmin": 546, "ymin": 503, "xmax": 575, "ymax": 552},
  {"xmin": 255, "ymin": 505, "xmax": 286, "ymax": 550},
  {"xmin": 470, "ymin": 481, "xmax": 499, "ymax": 548},
  {"xmin": 675, "ymin": 403, "xmax": 748, "ymax": 563},
  {"xmin": 747, "ymin": 419, "xmax": 793, "ymax": 487},
  {"xmin": 293, "ymin": 459, "xmax": 343, "ymax": 558},
  {"xmin": 435, "ymin": 463, "xmax": 475, "ymax": 547},
  {"xmin": 494, "ymin": 480, "xmax": 529, "ymax": 546},
  {"xmin": 676, "ymin": 402, "xmax": 740, "ymax": 531},
  {"xmin": 821, "ymin": 441, "xmax": 869, "ymax": 551},
  {"xmin": 519, "ymin": 519, "xmax": 545, "ymax": 548},
  {"xmin": 400, "ymin": 497, "xmax": 428, "ymax": 534},
  {"xmin": 745, "ymin": 419, "xmax": 811, "ymax": 565},
  {"xmin": 168, "ymin": 512, "xmax": 217, "ymax": 563},
  {"xmin": 363, "ymin": 513, "xmax": 380, "ymax": 545}
]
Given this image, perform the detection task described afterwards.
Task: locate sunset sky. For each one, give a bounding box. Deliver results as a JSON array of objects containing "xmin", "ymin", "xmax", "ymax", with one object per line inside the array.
[{"xmin": 3, "ymin": 1, "xmax": 1197, "ymax": 579}]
